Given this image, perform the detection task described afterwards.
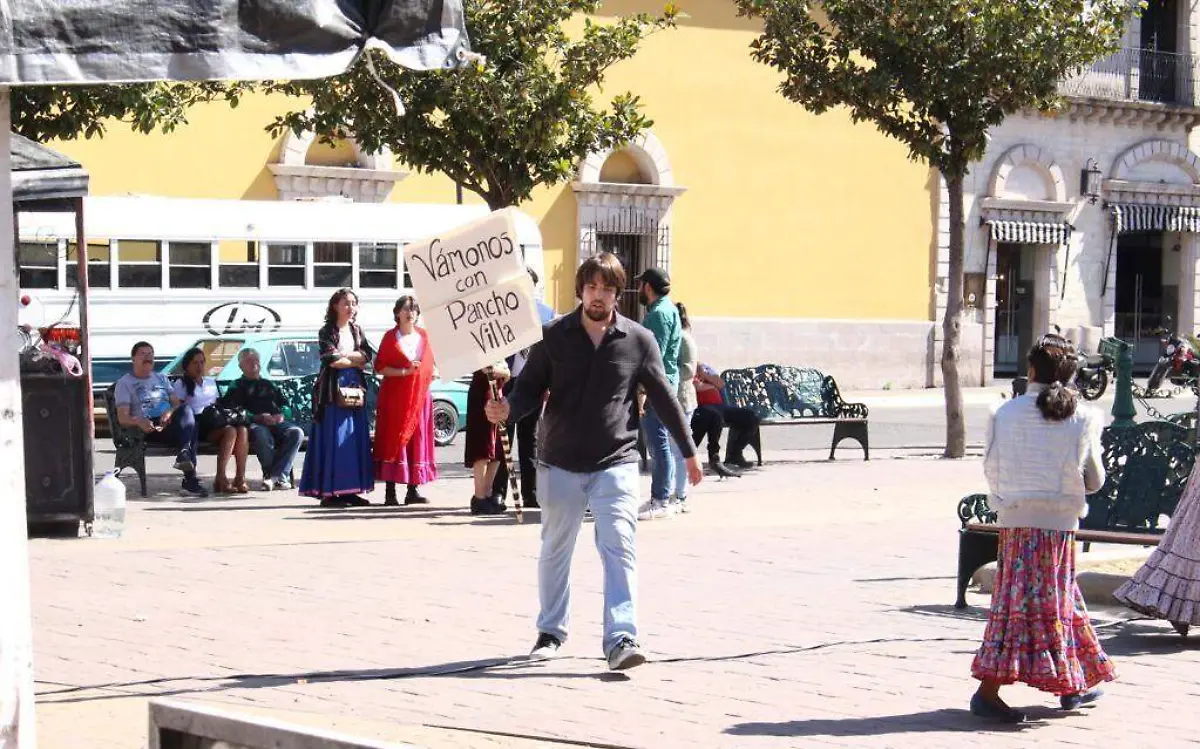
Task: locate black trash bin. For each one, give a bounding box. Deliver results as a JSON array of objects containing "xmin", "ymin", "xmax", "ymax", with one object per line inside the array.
[{"xmin": 22, "ymin": 373, "xmax": 94, "ymax": 536}]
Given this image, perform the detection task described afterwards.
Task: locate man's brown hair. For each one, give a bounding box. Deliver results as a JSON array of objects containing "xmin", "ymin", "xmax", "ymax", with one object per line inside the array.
[{"xmin": 574, "ymin": 252, "xmax": 626, "ymax": 298}]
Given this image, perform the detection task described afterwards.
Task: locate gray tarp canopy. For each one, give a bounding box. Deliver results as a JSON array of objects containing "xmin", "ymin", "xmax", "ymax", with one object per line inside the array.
[
  {"xmin": 0, "ymin": 0, "xmax": 470, "ymax": 85},
  {"xmin": 11, "ymin": 132, "xmax": 87, "ymax": 207}
]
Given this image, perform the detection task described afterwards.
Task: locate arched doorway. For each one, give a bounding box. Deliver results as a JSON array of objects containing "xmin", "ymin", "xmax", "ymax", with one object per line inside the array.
[{"xmin": 573, "ymin": 130, "xmax": 686, "ymax": 320}]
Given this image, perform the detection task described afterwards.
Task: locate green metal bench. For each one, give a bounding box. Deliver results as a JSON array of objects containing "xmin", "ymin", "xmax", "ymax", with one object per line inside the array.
[
  {"xmin": 719, "ymin": 364, "xmax": 869, "ymax": 463},
  {"xmin": 107, "ymin": 376, "xmax": 343, "ymax": 496},
  {"xmin": 954, "ymin": 419, "xmax": 1196, "ymax": 608}
]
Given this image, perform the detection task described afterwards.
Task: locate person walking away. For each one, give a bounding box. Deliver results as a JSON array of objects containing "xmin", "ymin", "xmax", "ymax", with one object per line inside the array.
[
  {"xmin": 464, "ymin": 362, "xmax": 510, "ymax": 515},
  {"xmin": 1113, "ymin": 453, "xmax": 1200, "ymax": 636},
  {"xmin": 299, "ymin": 288, "xmax": 376, "ymax": 508},
  {"xmin": 665, "ymin": 302, "xmax": 700, "ymax": 514},
  {"xmin": 485, "ymin": 252, "xmax": 702, "ymax": 671},
  {"xmin": 174, "ymin": 348, "xmax": 252, "ymax": 494},
  {"xmin": 970, "ymin": 334, "xmax": 1114, "ymax": 723},
  {"xmin": 492, "ymin": 267, "xmax": 557, "ymax": 509},
  {"xmin": 635, "ymin": 266, "xmax": 682, "ymax": 519},
  {"xmin": 113, "ymin": 341, "xmax": 207, "ymax": 497},
  {"xmin": 373, "ymin": 295, "xmax": 439, "ymax": 506},
  {"xmin": 222, "ymin": 348, "xmax": 304, "ymax": 491}
]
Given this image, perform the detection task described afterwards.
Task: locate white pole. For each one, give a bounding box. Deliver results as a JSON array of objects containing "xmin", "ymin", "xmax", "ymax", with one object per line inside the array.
[{"xmin": 0, "ymin": 87, "xmax": 38, "ymax": 749}]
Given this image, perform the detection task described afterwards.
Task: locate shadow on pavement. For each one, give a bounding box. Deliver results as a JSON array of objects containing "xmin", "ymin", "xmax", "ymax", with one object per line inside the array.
[
  {"xmin": 725, "ymin": 706, "xmax": 1068, "ymax": 737},
  {"xmin": 1097, "ymin": 620, "xmax": 1200, "ymax": 657},
  {"xmin": 35, "ymin": 655, "xmax": 619, "ymax": 705}
]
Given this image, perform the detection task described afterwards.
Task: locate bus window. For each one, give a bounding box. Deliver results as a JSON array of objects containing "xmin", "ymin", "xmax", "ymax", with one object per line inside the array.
[
  {"xmin": 67, "ymin": 240, "xmax": 112, "ymax": 288},
  {"xmin": 267, "ymin": 243, "xmax": 305, "ymax": 287},
  {"xmin": 168, "ymin": 241, "xmax": 212, "ymax": 289},
  {"xmin": 314, "ymin": 241, "xmax": 352, "ymax": 287},
  {"xmin": 359, "ymin": 242, "xmax": 398, "ymax": 289},
  {"xmin": 219, "ymin": 241, "xmax": 259, "ymax": 288},
  {"xmin": 18, "ymin": 242, "xmax": 58, "ymax": 289},
  {"xmin": 117, "ymin": 240, "xmax": 162, "ymax": 288}
]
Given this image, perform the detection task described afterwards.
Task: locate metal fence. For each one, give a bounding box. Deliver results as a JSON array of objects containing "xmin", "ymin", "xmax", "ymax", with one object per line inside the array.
[{"xmin": 1060, "ymin": 47, "xmax": 1197, "ymax": 107}]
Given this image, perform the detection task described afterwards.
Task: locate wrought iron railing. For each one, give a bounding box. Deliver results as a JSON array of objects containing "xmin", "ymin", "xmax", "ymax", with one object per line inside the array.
[{"xmin": 1060, "ymin": 47, "xmax": 1198, "ymax": 107}]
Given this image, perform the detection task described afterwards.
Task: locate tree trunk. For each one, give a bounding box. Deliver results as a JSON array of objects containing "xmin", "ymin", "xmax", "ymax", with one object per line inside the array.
[
  {"xmin": 942, "ymin": 168, "xmax": 967, "ymax": 458},
  {"xmin": 0, "ymin": 92, "xmax": 38, "ymax": 749}
]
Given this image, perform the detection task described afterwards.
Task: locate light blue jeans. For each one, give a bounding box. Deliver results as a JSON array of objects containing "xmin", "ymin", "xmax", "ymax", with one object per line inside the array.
[
  {"xmin": 537, "ymin": 462, "xmax": 640, "ymax": 655},
  {"xmin": 642, "ymin": 406, "xmax": 674, "ymax": 502},
  {"xmin": 670, "ymin": 409, "xmax": 694, "ymax": 500}
]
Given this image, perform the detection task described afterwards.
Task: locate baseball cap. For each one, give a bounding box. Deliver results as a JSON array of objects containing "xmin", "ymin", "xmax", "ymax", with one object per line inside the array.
[{"xmin": 635, "ymin": 267, "xmax": 671, "ymax": 295}]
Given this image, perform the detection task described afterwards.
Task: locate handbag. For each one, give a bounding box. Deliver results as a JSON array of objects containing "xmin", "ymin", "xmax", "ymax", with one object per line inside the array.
[
  {"xmin": 336, "ymin": 386, "xmax": 365, "ymax": 409},
  {"xmin": 201, "ymin": 404, "xmax": 252, "ymax": 432}
]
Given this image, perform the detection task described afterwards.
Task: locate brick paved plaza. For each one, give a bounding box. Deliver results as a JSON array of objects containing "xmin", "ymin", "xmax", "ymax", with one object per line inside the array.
[{"xmin": 27, "ymin": 444, "xmax": 1200, "ymax": 748}]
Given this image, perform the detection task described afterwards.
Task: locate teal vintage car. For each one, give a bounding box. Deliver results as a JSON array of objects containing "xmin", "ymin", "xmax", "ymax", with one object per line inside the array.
[{"xmin": 161, "ymin": 334, "xmax": 468, "ymax": 446}]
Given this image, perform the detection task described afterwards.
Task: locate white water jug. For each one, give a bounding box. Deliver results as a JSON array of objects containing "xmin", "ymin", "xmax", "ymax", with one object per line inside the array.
[{"xmin": 93, "ymin": 471, "xmax": 126, "ymax": 539}]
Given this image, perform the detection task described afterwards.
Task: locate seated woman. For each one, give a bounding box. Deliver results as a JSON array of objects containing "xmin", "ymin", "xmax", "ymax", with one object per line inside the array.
[
  {"xmin": 691, "ymin": 363, "xmax": 762, "ymax": 471},
  {"xmin": 173, "ymin": 347, "xmax": 252, "ymax": 495}
]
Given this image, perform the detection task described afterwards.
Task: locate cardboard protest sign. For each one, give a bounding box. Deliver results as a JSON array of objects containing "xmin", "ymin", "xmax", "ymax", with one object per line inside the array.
[{"xmin": 403, "ymin": 208, "xmax": 544, "ymax": 380}]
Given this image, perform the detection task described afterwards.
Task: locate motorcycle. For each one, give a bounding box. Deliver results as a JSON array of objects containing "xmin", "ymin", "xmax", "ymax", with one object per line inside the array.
[
  {"xmin": 1147, "ymin": 328, "xmax": 1200, "ymax": 393},
  {"xmin": 1073, "ymin": 349, "xmax": 1110, "ymax": 401}
]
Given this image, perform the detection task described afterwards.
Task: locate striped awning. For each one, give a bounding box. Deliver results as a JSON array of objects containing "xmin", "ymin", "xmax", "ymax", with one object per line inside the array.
[
  {"xmin": 1111, "ymin": 203, "xmax": 1200, "ymax": 233},
  {"xmin": 985, "ymin": 220, "xmax": 1072, "ymax": 245}
]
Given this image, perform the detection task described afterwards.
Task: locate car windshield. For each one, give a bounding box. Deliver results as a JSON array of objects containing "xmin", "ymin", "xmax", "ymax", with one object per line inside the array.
[{"xmin": 169, "ymin": 339, "xmax": 245, "ymax": 377}]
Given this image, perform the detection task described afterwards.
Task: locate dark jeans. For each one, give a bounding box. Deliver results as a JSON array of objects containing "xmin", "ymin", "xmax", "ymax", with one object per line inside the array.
[
  {"xmin": 493, "ymin": 379, "xmax": 539, "ymax": 504},
  {"xmin": 249, "ymin": 421, "xmax": 304, "ymax": 481},
  {"xmin": 145, "ymin": 407, "xmax": 198, "ymax": 478},
  {"xmin": 493, "ymin": 407, "xmax": 540, "ymax": 505},
  {"xmin": 691, "ymin": 404, "xmax": 759, "ymax": 462}
]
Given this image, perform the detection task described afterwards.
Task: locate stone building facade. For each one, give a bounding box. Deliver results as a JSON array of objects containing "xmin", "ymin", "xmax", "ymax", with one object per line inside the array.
[{"xmin": 940, "ymin": 0, "xmax": 1200, "ymax": 383}]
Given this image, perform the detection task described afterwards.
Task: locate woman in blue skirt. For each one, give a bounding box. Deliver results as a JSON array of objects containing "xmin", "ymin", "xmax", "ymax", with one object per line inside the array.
[{"xmin": 300, "ymin": 288, "xmax": 376, "ymax": 508}]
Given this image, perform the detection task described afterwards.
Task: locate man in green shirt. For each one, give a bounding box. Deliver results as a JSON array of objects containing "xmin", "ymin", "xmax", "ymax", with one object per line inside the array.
[{"xmin": 635, "ymin": 267, "xmax": 683, "ymax": 519}]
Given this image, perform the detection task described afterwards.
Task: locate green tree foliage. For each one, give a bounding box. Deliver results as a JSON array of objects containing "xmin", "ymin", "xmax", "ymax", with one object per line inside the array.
[
  {"xmin": 11, "ymin": 83, "xmax": 249, "ymax": 142},
  {"xmin": 264, "ymin": 1, "xmax": 678, "ymax": 210},
  {"xmin": 735, "ymin": 0, "xmax": 1136, "ymax": 456}
]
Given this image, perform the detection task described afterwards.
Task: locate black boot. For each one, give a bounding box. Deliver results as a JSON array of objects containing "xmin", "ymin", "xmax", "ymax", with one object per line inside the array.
[
  {"xmin": 470, "ymin": 495, "xmax": 507, "ymax": 515},
  {"xmin": 405, "ymin": 484, "xmax": 429, "ymax": 505},
  {"xmin": 384, "ymin": 482, "xmax": 399, "ymax": 506},
  {"xmin": 708, "ymin": 456, "xmax": 741, "ymax": 478}
]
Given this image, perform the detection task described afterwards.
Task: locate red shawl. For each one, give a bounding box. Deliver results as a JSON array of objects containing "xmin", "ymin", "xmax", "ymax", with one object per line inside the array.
[{"xmin": 373, "ymin": 327, "xmax": 436, "ymax": 456}]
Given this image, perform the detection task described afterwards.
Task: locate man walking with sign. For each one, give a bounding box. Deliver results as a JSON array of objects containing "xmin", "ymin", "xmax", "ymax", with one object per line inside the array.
[{"xmin": 485, "ymin": 252, "xmax": 703, "ymax": 671}]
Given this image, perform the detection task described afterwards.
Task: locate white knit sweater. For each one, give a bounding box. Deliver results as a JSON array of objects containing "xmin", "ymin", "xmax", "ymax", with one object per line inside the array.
[{"xmin": 983, "ymin": 383, "xmax": 1106, "ymax": 531}]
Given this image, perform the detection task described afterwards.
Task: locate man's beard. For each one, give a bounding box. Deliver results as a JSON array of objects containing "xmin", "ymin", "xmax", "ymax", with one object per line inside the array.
[
  {"xmin": 585, "ymin": 303, "xmax": 610, "ymax": 322},
  {"xmin": 638, "ymin": 292, "xmax": 649, "ymax": 306}
]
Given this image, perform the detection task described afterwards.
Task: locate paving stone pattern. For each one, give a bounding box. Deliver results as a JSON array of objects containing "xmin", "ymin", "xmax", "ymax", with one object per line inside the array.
[{"xmin": 29, "ymin": 450, "xmax": 1200, "ymax": 749}]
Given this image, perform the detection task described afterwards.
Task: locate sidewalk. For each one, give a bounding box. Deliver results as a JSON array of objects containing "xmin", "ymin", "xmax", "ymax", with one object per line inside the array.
[{"xmin": 29, "ymin": 454, "xmax": 1200, "ymax": 749}]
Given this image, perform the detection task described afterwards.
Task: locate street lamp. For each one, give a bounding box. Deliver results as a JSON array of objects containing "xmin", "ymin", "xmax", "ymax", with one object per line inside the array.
[{"xmin": 1081, "ymin": 158, "xmax": 1103, "ymax": 204}]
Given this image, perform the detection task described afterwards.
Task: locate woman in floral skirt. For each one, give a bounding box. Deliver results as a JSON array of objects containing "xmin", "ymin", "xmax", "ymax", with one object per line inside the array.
[{"xmin": 970, "ymin": 333, "xmax": 1115, "ymax": 723}]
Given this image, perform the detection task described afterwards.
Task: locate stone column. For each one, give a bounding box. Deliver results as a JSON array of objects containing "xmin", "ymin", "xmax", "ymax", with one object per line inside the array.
[
  {"xmin": 1180, "ymin": 233, "xmax": 1200, "ymax": 336},
  {"xmin": 1033, "ymin": 244, "xmax": 1053, "ymax": 338},
  {"xmin": 0, "ymin": 89, "xmax": 37, "ymax": 749}
]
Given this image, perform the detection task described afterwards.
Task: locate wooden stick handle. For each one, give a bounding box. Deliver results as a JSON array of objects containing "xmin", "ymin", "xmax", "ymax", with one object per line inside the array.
[{"xmin": 489, "ymin": 375, "xmax": 522, "ymax": 522}]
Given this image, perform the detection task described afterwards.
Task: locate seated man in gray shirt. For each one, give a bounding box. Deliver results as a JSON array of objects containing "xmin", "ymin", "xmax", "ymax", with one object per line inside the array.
[{"xmin": 486, "ymin": 252, "xmax": 701, "ymax": 671}]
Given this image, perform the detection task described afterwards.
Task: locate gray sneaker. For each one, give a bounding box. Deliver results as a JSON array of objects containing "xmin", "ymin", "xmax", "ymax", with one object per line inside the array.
[
  {"xmin": 671, "ymin": 497, "xmax": 689, "ymax": 514},
  {"xmin": 607, "ymin": 638, "xmax": 646, "ymax": 671}
]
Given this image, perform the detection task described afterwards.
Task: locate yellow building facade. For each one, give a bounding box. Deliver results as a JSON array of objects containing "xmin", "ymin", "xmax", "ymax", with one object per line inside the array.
[{"xmin": 49, "ymin": 0, "xmax": 938, "ymax": 388}]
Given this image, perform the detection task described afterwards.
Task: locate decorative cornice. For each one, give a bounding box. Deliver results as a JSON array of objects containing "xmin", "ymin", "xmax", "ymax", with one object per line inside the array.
[
  {"xmin": 1103, "ymin": 178, "xmax": 1200, "ymax": 206},
  {"xmin": 1055, "ymin": 97, "xmax": 1200, "ymax": 130},
  {"xmin": 268, "ymin": 163, "xmax": 409, "ymax": 203},
  {"xmin": 979, "ymin": 197, "xmax": 1075, "ymax": 215},
  {"xmin": 571, "ymin": 181, "xmax": 687, "ymax": 210}
]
